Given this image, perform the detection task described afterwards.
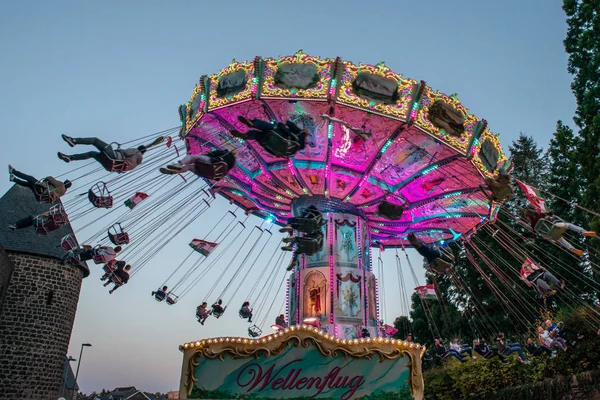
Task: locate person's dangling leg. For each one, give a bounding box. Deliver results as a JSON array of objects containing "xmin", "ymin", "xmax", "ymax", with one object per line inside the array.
[
  {"xmin": 555, "ymin": 221, "xmax": 585, "ymax": 235},
  {"xmin": 12, "ymin": 169, "xmax": 39, "ymax": 186},
  {"xmin": 535, "ymin": 279, "xmax": 554, "ymax": 296},
  {"xmin": 58, "ymin": 150, "xmax": 102, "ymax": 163},
  {"xmin": 77, "ymin": 249, "xmax": 94, "ymax": 261},
  {"xmin": 251, "ymin": 119, "xmax": 276, "ymax": 132},
  {"xmin": 540, "ymin": 271, "xmax": 563, "ymax": 290},
  {"xmin": 447, "ymin": 350, "xmax": 466, "ymax": 362},
  {"xmin": 461, "ymin": 346, "xmax": 474, "ymax": 358},
  {"xmin": 61, "ymin": 136, "xmax": 116, "ymax": 160},
  {"xmin": 12, "ymin": 215, "xmax": 35, "ymax": 230},
  {"xmin": 12, "ymin": 177, "xmax": 36, "ymax": 190}
]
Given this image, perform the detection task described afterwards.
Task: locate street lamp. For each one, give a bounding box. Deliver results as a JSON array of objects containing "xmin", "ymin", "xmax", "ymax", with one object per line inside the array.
[
  {"xmin": 75, "ymin": 343, "xmax": 92, "ymax": 386},
  {"xmin": 61, "ymin": 356, "xmax": 77, "ymax": 398}
]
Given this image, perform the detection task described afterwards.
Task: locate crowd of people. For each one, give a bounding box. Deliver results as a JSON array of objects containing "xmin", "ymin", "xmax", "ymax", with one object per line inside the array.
[{"xmin": 428, "ymin": 319, "xmax": 583, "ymax": 365}]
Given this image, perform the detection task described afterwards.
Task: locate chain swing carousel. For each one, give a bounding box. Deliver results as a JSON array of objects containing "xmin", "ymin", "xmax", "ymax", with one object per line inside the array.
[{"xmin": 177, "ymin": 51, "xmax": 509, "ymax": 400}]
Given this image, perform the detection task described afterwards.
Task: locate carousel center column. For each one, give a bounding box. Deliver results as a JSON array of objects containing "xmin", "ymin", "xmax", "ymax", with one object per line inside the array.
[{"xmin": 287, "ymin": 209, "xmax": 380, "ymax": 339}]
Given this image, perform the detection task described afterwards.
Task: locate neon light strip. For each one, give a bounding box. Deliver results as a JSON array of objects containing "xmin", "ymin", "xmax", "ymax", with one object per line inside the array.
[{"xmin": 329, "ymin": 212, "xmax": 334, "ymax": 326}]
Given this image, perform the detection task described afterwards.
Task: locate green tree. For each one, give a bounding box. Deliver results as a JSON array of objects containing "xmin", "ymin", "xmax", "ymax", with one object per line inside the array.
[
  {"xmin": 392, "ymin": 315, "xmax": 412, "ymax": 339},
  {"xmin": 508, "ymin": 133, "xmax": 547, "ymax": 189},
  {"xmin": 545, "ymin": 121, "xmax": 584, "ymax": 223},
  {"xmin": 563, "ymin": 0, "xmax": 600, "ymax": 232}
]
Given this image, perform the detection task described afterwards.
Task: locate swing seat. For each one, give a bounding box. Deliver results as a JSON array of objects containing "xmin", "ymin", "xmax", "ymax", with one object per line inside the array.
[
  {"xmin": 292, "ymin": 216, "xmax": 324, "ymax": 233},
  {"xmin": 430, "ymin": 258, "xmax": 452, "ymax": 275},
  {"xmin": 212, "ymin": 309, "xmax": 225, "ymax": 319},
  {"xmin": 33, "ymin": 180, "xmax": 55, "ymax": 203},
  {"xmin": 91, "ymin": 247, "xmax": 113, "ymax": 264},
  {"xmin": 535, "ymin": 217, "xmax": 567, "ymax": 241},
  {"xmin": 296, "ymin": 235, "xmax": 324, "ymax": 255},
  {"xmin": 166, "ymin": 293, "xmax": 178, "ymax": 305},
  {"xmin": 260, "ymin": 129, "xmax": 301, "ymax": 157},
  {"xmin": 154, "ymin": 290, "xmax": 167, "ymax": 302},
  {"xmin": 248, "ymin": 325, "xmax": 262, "ymax": 338},
  {"xmin": 34, "ymin": 205, "xmax": 67, "ymax": 235},
  {"xmin": 106, "ymin": 273, "xmax": 123, "ymax": 286},
  {"xmin": 377, "ymin": 201, "xmax": 404, "ymax": 220},
  {"xmin": 88, "ymin": 182, "xmax": 113, "ymax": 209},
  {"xmin": 99, "ymin": 142, "xmax": 129, "ymax": 173},
  {"xmin": 194, "ymin": 159, "xmax": 228, "ymax": 181},
  {"xmin": 196, "ymin": 311, "xmax": 210, "ymax": 321},
  {"xmin": 108, "ymin": 223, "xmax": 130, "ymax": 245},
  {"xmin": 239, "ymin": 309, "xmax": 252, "ymax": 319},
  {"xmin": 60, "ymin": 234, "xmax": 78, "ymax": 252}
]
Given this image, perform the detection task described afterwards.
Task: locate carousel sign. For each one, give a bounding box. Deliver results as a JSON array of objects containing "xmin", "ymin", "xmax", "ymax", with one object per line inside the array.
[{"xmin": 179, "ymin": 326, "xmax": 424, "ymax": 400}]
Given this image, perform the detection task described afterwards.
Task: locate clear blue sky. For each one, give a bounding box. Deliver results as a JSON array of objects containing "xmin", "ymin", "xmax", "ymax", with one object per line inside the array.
[{"xmin": 0, "ymin": 0, "xmax": 575, "ymax": 394}]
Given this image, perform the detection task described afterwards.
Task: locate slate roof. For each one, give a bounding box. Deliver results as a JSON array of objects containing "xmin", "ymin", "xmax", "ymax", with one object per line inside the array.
[{"xmin": 0, "ymin": 185, "xmax": 89, "ymax": 277}]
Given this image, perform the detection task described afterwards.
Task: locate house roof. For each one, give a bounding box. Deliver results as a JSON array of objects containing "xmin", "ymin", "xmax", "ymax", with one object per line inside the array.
[{"xmin": 0, "ymin": 185, "xmax": 89, "ymax": 277}]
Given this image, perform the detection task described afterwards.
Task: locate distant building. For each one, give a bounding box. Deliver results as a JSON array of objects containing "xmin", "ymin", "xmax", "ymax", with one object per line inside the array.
[
  {"xmin": 82, "ymin": 387, "xmax": 160, "ymax": 400},
  {"xmin": 0, "ymin": 185, "xmax": 89, "ymax": 400},
  {"xmin": 167, "ymin": 390, "xmax": 179, "ymax": 399}
]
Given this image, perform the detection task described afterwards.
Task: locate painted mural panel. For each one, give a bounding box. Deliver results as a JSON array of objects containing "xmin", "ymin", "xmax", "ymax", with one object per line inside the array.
[
  {"xmin": 334, "ymin": 215, "xmax": 358, "ymax": 268},
  {"xmin": 335, "ymin": 269, "xmax": 362, "ymax": 322},
  {"xmin": 302, "ymin": 269, "xmax": 328, "ymax": 320}
]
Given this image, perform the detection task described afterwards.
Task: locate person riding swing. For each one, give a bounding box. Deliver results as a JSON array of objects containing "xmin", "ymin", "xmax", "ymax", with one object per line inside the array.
[
  {"xmin": 8, "ymin": 165, "xmax": 72, "ymax": 203},
  {"xmin": 231, "ymin": 116, "xmax": 308, "ymax": 157},
  {"xmin": 58, "ymin": 134, "xmax": 164, "ymax": 173},
  {"xmin": 407, "ymin": 233, "xmax": 455, "ymax": 274},
  {"xmin": 160, "ymin": 149, "xmax": 236, "ymax": 181}
]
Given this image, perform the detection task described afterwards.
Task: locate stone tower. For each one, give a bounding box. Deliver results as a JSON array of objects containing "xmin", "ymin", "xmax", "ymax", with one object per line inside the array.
[{"xmin": 0, "ymin": 185, "xmax": 89, "ymax": 400}]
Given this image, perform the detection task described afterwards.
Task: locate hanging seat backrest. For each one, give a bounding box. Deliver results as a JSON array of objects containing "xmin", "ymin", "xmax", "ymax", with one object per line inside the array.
[
  {"xmin": 154, "ymin": 291, "xmax": 167, "ymax": 302},
  {"xmin": 535, "ymin": 217, "xmax": 566, "ymax": 241},
  {"xmin": 239, "ymin": 309, "xmax": 251, "ymax": 319},
  {"xmin": 261, "ymin": 130, "xmax": 300, "ymax": 157},
  {"xmin": 33, "ymin": 180, "xmax": 54, "ymax": 203},
  {"xmin": 295, "ymin": 215, "xmax": 324, "ymax": 233},
  {"xmin": 166, "ymin": 294, "xmax": 178, "ymax": 305},
  {"xmin": 88, "ymin": 183, "xmax": 113, "ymax": 209},
  {"xmin": 109, "ymin": 231, "xmax": 130, "ymax": 245},
  {"xmin": 60, "ymin": 234, "xmax": 78, "ymax": 252},
  {"xmin": 248, "ymin": 325, "xmax": 262, "ymax": 338},
  {"xmin": 92, "ymin": 247, "xmax": 113, "ymax": 264},
  {"xmin": 194, "ymin": 159, "xmax": 228, "ymax": 180},
  {"xmin": 98, "ymin": 142, "xmax": 129, "ymax": 173},
  {"xmin": 378, "ymin": 201, "xmax": 404, "ymax": 220},
  {"xmin": 296, "ymin": 235, "xmax": 324, "ymax": 254}
]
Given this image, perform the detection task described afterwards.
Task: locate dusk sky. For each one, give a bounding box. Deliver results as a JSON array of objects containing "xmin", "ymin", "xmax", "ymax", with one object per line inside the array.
[{"xmin": 0, "ymin": 0, "xmax": 576, "ymax": 394}]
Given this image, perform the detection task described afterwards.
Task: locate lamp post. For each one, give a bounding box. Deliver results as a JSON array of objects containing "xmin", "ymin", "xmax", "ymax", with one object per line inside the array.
[
  {"xmin": 61, "ymin": 356, "xmax": 77, "ymax": 399},
  {"xmin": 74, "ymin": 343, "xmax": 92, "ymax": 391}
]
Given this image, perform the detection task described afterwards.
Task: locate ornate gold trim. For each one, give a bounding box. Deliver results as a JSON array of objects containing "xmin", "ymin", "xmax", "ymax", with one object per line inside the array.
[
  {"xmin": 414, "ymin": 85, "xmax": 479, "ymax": 154},
  {"xmin": 260, "ymin": 50, "xmax": 335, "ymax": 99},
  {"xmin": 180, "ymin": 324, "xmax": 425, "ymax": 400},
  {"xmin": 336, "ymin": 60, "xmax": 416, "ymax": 121},
  {"xmin": 207, "ymin": 59, "xmax": 254, "ymax": 110},
  {"xmin": 470, "ymin": 127, "xmax": 508, "ymax": 177}
]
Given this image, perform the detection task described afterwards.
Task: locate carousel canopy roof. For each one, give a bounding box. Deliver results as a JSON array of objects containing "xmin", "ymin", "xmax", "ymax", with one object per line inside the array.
[{"xmin": 182, "ymin": 51, "xmax": 508, "ymax": 247}]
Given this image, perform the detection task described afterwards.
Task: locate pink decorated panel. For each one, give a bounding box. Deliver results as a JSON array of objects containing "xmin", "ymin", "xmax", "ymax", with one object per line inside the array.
[
  {"xmin": 371, "ymin": 129, "xmax": 457, "ymax": 185},
  {"xmin": 410, "ymin": 193, "xmax": 490, "ymax": 220},
  {"xmin": 399, "ymin": 158, "xmax": 483, "ymax": 203},
  {"xmin": 269, "ymin": 167, "xmax": 305, "ymax": 196},
  {"xmin": 296, "ymin": 167, "xmax": 326, "ymax": 195},
  {"xmin": 347, "ymin": 181, "xmax": 386, "ymax": 206},
  {"xmin": 328, "ymin": 167, "xmax": 363, "ymax": 200}
]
